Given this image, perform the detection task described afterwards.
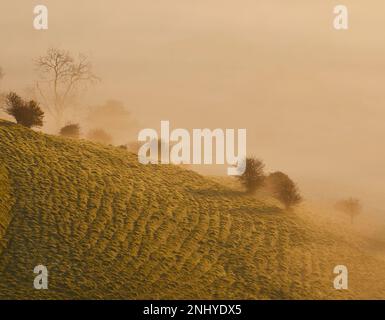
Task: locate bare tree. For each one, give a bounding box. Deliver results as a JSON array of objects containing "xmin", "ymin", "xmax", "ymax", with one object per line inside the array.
[
  {"xmin": 35, "ymin": 48, "xmax": 98, "ymax": 127},
  {"xmin": 335, "ymin": 198, "xmax": 362, "ymax": 224}
]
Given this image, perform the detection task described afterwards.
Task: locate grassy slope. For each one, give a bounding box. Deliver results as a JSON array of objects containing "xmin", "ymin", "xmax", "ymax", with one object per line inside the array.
[{"xmin": 0, "ymin": 119, "xmax": 384, "ymax": 299}]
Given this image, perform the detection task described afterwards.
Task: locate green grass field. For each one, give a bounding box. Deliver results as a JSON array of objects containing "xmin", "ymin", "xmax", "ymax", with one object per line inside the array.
[{"xmin": 0, "ymin": 119, "xmax": 384, "ymax": 299}]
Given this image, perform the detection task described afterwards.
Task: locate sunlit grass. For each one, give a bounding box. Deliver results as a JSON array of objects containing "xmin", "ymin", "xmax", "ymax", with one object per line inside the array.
[{"xmin": 0, "ymin": 119, "xmax": 384, "ymax": 299}]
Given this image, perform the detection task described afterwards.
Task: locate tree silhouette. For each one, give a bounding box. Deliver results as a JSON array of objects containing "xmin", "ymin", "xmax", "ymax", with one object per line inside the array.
[
  {"xmin": 3, "ymin": 92, "xmax": 44, "ymax": 128},
  {"xmin": 237, "ymin": 157, "xmax": 265, "ymax": 194},
  {"xmin": 35, "ymin": 48, "xmax": 98, "ymax": 127},
  {"xmin": 335, "ymin": 198, "xmax": 362, "ymax": 224},
  {"xmin": 60, "ymin": 123, "xmax": 80, "ymax": 139},
  {"xmin": 266, "ymin": 171, "xmax": 302, "ymax": 210},
  {"xmin": 87, "ymin": 129, "xmax": 113, "ymax": 145}
]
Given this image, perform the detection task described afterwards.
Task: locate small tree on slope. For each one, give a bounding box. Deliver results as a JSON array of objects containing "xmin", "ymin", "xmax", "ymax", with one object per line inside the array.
[
  {"xmin": 3, "ymin": 92, "xmax": 44, "ymax": 128},
  {"xmin": 266, "ymin": 171, "xmax": 302, "ymax": 210},
  {"xmin": 60, "ymin": 123, "xmax": 80, "ymax": 139},
  {"xmin": 237, "ymin": 157, "xmax": 265, "ymax": 194},
  {"xmin": 335, "ymin": 198, "xmax": 362, "ymax": 224}
]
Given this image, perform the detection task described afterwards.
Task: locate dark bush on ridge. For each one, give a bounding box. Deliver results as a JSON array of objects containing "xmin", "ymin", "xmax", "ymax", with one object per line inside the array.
[
  {"xmin": 60, "ymin": 123, "xmax": 80, "ymax": 139},
  {"xmin": 266, "ymin": 171, "xmax": 302, "ymax": 210},
  {"xmin": 237, "ymin": 157, "xmax": 265, "ymax": 194},
  {"xmin": 87, "ymin": 128, "xmax": 113, "ymax": 145},
  {"xmin": 3, "ymin": 92, "xmax": 44, "ymax": 128}
]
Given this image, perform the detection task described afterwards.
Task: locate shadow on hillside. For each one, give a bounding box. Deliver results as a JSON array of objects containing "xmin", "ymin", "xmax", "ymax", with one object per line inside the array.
[
  {"xmin": 229, "ymin": 205, "xmax": 282, "ymax": 215},
  {"xmin": 0, "ymin": 121, "xmax": 16, "ymax": 128},
  {"xmin": 187, "ymin": 187, "xmax": 244, "ymax": 197},
  {"xmin": 187, "ymin": 187, "xmax": 282, "ymax": 214}
]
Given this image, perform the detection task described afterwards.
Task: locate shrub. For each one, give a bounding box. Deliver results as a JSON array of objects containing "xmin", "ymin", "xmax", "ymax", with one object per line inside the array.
[
  {"xmin": 60, "ymin": 123, "xmax": 80, "ymax": 139},
  {"xmin": 3, "ymin": 92, "xmax": 44, "ymax": 128},
  {"xmin": 87, "ymin": 129, "xmax": 113, "ymax": 145},
  {"xmin": 127, "ymin": 141, "xmax": 141, "ymax": 153},
  {"xmin": 266, "ymin": 171, "xmax": 302, "ymax": 210},
  {"xmin": 237, "ymin": 157, "xmax": 265, "ymax": 194}
]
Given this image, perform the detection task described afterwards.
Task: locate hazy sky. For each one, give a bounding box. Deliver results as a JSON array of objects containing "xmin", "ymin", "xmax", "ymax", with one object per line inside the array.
[{"xmin": 1, "ymin": 1, "xmax": 385, "ymax": 216}]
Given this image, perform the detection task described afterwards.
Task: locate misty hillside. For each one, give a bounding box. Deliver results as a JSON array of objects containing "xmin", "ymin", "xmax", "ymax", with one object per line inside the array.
[{"xmin": 0, "ymin": 119, "xmax": 384, "ymax": 299}]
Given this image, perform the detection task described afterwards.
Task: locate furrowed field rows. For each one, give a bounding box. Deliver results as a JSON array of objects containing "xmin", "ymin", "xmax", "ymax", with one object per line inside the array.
[{"xmin": 0, "ymin": 120, "xmax": 385, "ymax": 299}]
